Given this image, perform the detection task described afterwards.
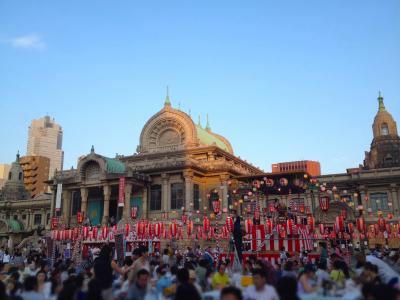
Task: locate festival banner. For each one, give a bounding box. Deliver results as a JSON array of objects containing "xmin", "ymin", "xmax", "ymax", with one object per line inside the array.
[
  {"xmin": 114, "ymin": 233, "xmax": 125, "ymax": 266},
  {"xmin": 55, "ymin": 183, "xmax": 62, "ymax": 212},
  {"xmin": 118, "ymin": 177, "xmax": 125, "ymax": 207}
]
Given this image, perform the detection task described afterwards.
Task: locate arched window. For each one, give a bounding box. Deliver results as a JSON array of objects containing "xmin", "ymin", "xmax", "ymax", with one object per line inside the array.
[
  {"xmin": 18, "ymin": 172, "xmax": 22, "ymax": 180},
  {"xmin": 381, "ymin": 123, "xmax": 389, "ymax": 135},
  {"xmin": 8, "ymin": 172, "xmax": 12, "ymax": 180}
]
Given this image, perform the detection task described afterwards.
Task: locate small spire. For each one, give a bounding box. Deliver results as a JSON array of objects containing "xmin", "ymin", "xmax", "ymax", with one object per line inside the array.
[
  {"xmin": 188, "ymin": 109, "xmax": 191, "ymax": 117},
  {"xmin": 178, "ymin": 101, "xmax": 181, "ymax": 110},
  {"xmin": 198, "ymin": 115, "xmax": 202, "ymax": 127},
  {"xmin": 164, "ymin": 86, "xmax": 171, "ymax": 106},
  {"xmin": 90, "ymin": 145, "xmax": 95, "ymax": 153},
  {"xmin": 16, "ymin": 150, "xmax": 20, "ymax": 162},
  {"xmin": 378, "ymin": 91, "xmax": 385, "ymax": 112},
  {"xmin": 206, "ymin": 114, "xmax": 211, "ymax": 131}
]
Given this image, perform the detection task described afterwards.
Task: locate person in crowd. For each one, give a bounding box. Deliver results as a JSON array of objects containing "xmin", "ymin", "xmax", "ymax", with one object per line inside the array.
[
  {"xmin": 20, "ymin": 276, "xmax": 45, "ymax": 300},
  {"xmin": 319, "ymin": 242, "xmax": 328, "ymax": 270},
  {"xmin": 162, "ymin": 248, "xmax": 170, "ymax": 266},
  {"xmin": 297, "ymin": 263, "xmax": 317, "ymax": 294},
  {"xmin": 281, "ymin": 261, "xmax": 297, "ymax": 279},
  {"xmin": 127, "ymin": 269, "xmax": 149, "ymax": 300},
  {"xmin": 276, "ymin": 276, "xmax": 299, "ymax": 300},
  {"xmin": 280, "ymin": 246, "xmax": 288, "ymax": 265},
  {"xmin": 189, "ymin": 269, "xmax": 202, "ymax": 296},
  {"xmin": 86, "ymin": 278, "xmax": 103, "ymax": 300},
  {"xmin": 330, "ymin": 260, "xmax": 346, "ymax": 286},
  {"xmin": 3, "ymin": 250, "xmax": 11, "ymax": 264},
  {"xmin": 195, "ymin": 259, "xmax": 208, "ymax": 291},
  {"xmin": 130, "ymin": 246, "xmax": 150, "ymax": 280},
  {"xmin": 220, "ymin": 286, "xmax": 243, "ymax": 300},
  {"xmin": 93, "ymin": 245, "xmax": 132, "ymax": 300},
  {"xmin": 315, "ymin": 260, "xmax": 330, "ymax": 285},
  {"xmin": 175, "ymin": 268, "xmax": 201, "ymax": 300},
  {"xmin": 243, "ymin": 268, "xmax": 279, "ymax": 300},
  {"xmin": 366, "ymin": 252, "xmax": 400, "ymax": 285},
  {"xmin": 36, "ymin": 269, "xmax": 51, "ymax": 300},
  {"xmin": 57, "ymin": 278, "xmax": 77, "ymax": 300},
  {"xmin": 155, "ymin": 265, "xmax": 172, "ymax": 295},
  {"xmin": 211, "ymin": 263, "xmax": 230, "ymax": 290}
]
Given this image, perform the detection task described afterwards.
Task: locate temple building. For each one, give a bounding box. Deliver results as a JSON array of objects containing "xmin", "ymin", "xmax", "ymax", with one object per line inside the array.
[
  {"xmin": 0, "ymin": 152, "xmax": 51, "ymax": 248},
  {"xmin": 49, "ymin": 94, "xmax": 262, "ymax": 227}
]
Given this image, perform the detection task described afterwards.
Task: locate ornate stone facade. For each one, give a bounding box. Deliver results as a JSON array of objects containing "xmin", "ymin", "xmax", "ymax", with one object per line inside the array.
[{"xmin": 50, "ymin": 98, "xmax": 262, "ymax": 227}]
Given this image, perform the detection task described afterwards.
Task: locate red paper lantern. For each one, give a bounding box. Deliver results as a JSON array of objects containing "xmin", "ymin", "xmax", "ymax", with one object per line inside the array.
[
  {"xmin": 101, "ymin": 226, "xmax": 109, "ymax": 240},
  {"xmin": 319, "ymin": 196, "xmax": 330, "ymax": 212},
  {"xmin": 187, "ymin": 220, "xmax": 194, "ymax": 236},
  {"xmin": 319, "ymin": 223, "xmax": 325, "ymax": 235},
  {"xmin": 347, "ymin": 223, "xmax": 354, "ymax": 234},
  {"xmin": 335, "ymin": 216, "xmax": 344, "ymax": 232},
  {"xmin": 51, "ymin": 217, "xmax": 58, "ymax": 230},
  {"xmin": 226, "ymin": 216, "xmax": 234, "ymax": 232},
  {"xmin": 378, "ymin": 217, "xmax": 386, "ymax": 231},
  {"xmin": 148, "ymin": 223, "xmax": 155, "ymax": 237},
  {"xmin": 203, "ymin": 217, "xmax": 210, "ymax": 233},
  {"xmin": 131, "ymin": 206, "xmax": 139, "ymax": 219},
  {"xmin": 357, "ymin": 217, "xmax": 365, "ymax": 233},
  {"xmin": 385, "ymin": 223, "xmax": 392, "ymax": 234},
  {"xmin": 245, "ymin": 219, "xmax": 253, "ymax": 234},
  {"xmin": 77, "ymin": 212, "xmax": 83, "ymax": 224},
  {"xmin": 169, "ymin": 222, "xmax": 177, "ymax": 237},
  {"xmin": 92, "ymin": 227, "xmax": 98, "ymax": 240},
  {"xmin": 329, "ymin": 231, "xmax": 337, "ymax": 239},
  {"xmin": 154, "ymin": 222, "xmax": 164, "ymax": 237},
  {"xmin": 212, "ymin": 200, "xmax": 220, "ymax": 214},
  {"xmin": 387, "ymin": 213, "xmax": 394, "ymax": 220},
  {"xmin": 269, "ymin": 203, "xmax": 275, "ymax": 213},
  {"xmin": 124, "ymin": 223, "xmax": 130, "ymax": 237},
  {"xmin": 299, "ymin": 204, "xmax": 305, "ymax": 214},
  {"xmin": 287, "ymin": 219, "xmax": 294, "ymax": 235},
  {"xmin": 307, "ymin": 216, "xmax": 315, "ymax": 232},
  {"xmin": 182, "ymin": 214, "xmax": 188, "ymax": 225},
  {"xmin": 341, "ymin": 209, "xmax": 347, "ymax": 220},
  {"xmin": 73, "ymin": 227, "xmax": 79, "ymax": 240},
  {"xmin": 82, "ymin": 226, "xmax": 89, "ymax": 239}
]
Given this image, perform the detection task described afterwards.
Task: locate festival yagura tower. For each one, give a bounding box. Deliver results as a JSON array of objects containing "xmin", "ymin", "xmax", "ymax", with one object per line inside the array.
[{"xmin": 49, "ymin": 93, "xmax": 262, "ymax": 227}]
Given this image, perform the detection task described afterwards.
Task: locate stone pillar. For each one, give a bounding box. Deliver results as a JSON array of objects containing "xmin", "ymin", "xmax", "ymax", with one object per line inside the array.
[
  {"xmin": 161, "ymin": 174, "xmax": 170, "ymax": 212},
  {"xmin": 184, "ymin": 171, "xmax": 194, "ymax": 211},
  {"xmin": 50, "ymin": 186, "xmax": 56, "ymax": 218},
  {"xmin": 123, "ymin": 183, "xmax": 133, "ymax": 219},
  {"xmin": 220, "ymin": 175, "xmax": 230, "ymax": 213},
  {"xmin": 102, "ymin": 185, "xmax": 111, "ymax": 225},
  {"xmin": 41, "ymin": 209, "xmax": 46, "ymax": 227},
  {"xmin": 142, "ymin": 186, "xmax": 148, "ymax": 219},
  {"xmin": 390, "ymin": 184, "xmax": 398, "ymax": 212},
  {"xmin": 80, "ymin": 187, "xmax": 88, "ymax": 216},
  {"xmin": 62, "ymin": 190, "xmax": 72, "ymax": 225},
  {"xmin": 359, "ymin": 185, "xmax": 367, "ymax": 215}
]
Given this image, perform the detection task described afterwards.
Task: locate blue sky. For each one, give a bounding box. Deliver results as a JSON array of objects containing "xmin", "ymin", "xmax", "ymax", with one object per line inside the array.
[{"xmin": 0, "ymin": 1, "xmax": 399, "ymax": 174}]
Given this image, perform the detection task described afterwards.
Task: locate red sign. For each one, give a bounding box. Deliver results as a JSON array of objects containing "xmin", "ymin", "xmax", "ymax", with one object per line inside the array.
[{"xmin": 118, "ymin": 177, "xmax": 125, "ymax": 207}]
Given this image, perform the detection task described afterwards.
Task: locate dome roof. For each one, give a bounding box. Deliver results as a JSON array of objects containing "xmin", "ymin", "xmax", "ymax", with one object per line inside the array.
[
  {"xmin": 372, "ymin": 93, "xmax": 398, "ymax": 138},
  {"xmin": 138, "ymin": 94, "xmax": 233, "ymax": 154}
]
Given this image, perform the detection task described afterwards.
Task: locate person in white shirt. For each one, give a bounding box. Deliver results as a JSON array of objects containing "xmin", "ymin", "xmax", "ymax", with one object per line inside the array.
[
  {"xmin": 366, "ymin": 254, "xmax": 400, "ymax": 284},
  {"xmin": 243, "ymin": 268, "xmax": 279, "ymax": 300},
  {"xmin": 162, "ymin": 248, "xmax": 170, "ymax": 266},
  {"xmin": 2, "ymin": 250, "xmax": 11, "ymax": 263}
]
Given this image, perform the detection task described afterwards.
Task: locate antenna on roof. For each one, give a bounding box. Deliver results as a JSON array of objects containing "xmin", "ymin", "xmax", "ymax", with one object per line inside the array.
[
  {"xmin": 206, "ymin": 114, "xmax": 211, "ymax": 131},
  {"xmin": 164, "ymin": 86, "xmax": 171, "ymax": 106}
]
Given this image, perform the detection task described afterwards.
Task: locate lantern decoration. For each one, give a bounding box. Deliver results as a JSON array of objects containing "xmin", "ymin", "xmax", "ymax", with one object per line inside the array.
[
  {"xmin": 77, "ymin": 212, "xmax": 84, "ymax": 224},
  {"xmin": 73, "ymin": 227, "xmax": 79, "ymax": 240},
  {"xmin": 385, "ymin": 223, "xmax": 392, "ymax": 234},
  {"xmin": 347, "ymin": 223, "xmax": 354, "ymax": 234},
  {"xmin": 319, "ymin": 196, "xmax": 330, "ymax": 212},
  {"xmin": 212, "ymin": 200, "xmax": 220, "ymax": 214},
  {"xmin": 387, "ymin": 213, "xmax": 394, "ymax": 220},
  {"xmin": 335, "ymin": 216, "xmax": 344, "ymax": 232},
  {"xmin": 373, "ymin": 224, "xmax": 379, "ymax": 235},
  {"xmin": 124, "ymin": 223, "xmax": 130, "ymax": 237},
  {"xmin": 341, "ymin": 209, "xmax": 347, "ymax": 220},
  {"xmin": 254, "ymin": 204, "xmax": 260, "ymax": 221},
  {"xmin": 155, "ymin": 222, "xmax": 164, "ymax": 238},
  {"xmin": 226, "ymin": 216, "xmax": 234, "ymax": 232},
  {"xmin": 378, "ymin": 217, "xmax": 386, "ymax": 231},
  {"xmin": 279, "ymin": 225, "xmax": 287, "ymax": 238},
  {"xmin": 51, "ymin": 217, "xmax": 58, "ymax": 230},
  {"xmin": 131, "ymin": 206, "xmax": 139, "ymax": 219},
  {"xmin": 92, "ymin": 227, "xmax": 98, "ymax": 240},
  {"xmin": 286, "ymin": 219, "xmax": 294, "ymax": 235},
  {"xmin": 299, "ymin": 203, "xmax": 305, "ymax": 214},
  {"xmin": 187, "ymin": 220, "xmax": 194, "ymax": 236},
  {"xmin": 169, "ymin": 222, "xmax": 177, "ymax": 237},
  {"xmin": 82, "ymin": 226, "xmax": 89, "ymax": 239},
  {"xmin": 307, "ymin": 216, "xmax": 315, "ymax": 232},
  {"xmin": 279, "ymin": 178, "xmax": 288, "ymax": 186},
  {"xmin": 269, "ymin": 203, "xmax": 275, "ymax": 213},
  {"xmin": 203, "ymin": 217, "xmax": 210, "ymax": 233},
  {"xmin": 357, "ymin": 217, "xmax": 365, "ymax": 233},
  {"xmin": 265, "ymin": 179, "xmax": 274, "ymax": 187},
  {"xmin": 329, "ymin": 231, "xmax": 337, "ymax": 239},
  {"xmin": 148, "ymin": 223, "xmax": 155, "ymax": 237},
  {"xmin": 138, "ymin": 221, "xmax": 146, "ymax": 236},
  {"xmin": 245, "ymin": 219, "xmax": 253, "ymax": 234},
  {"xmin": 101, "ymin": 226, "xmax": 109, "ymax": 240},
  {"xmin": 265, "ymin": 218, "xmax": 273, "ymax": 234},
  {"xmin": 319, "ymin": 223, "xmax": 325, "ymax": 235},
  {"xmin": 181, "ymin": 214, "xmax": 188, "ymax": 225}
]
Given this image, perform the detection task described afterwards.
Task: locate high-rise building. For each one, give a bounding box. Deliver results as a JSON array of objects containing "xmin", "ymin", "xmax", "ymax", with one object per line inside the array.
[
  {"xmin": 0, "ymin": 164, "xmax": 11, "ymax": 189},
  {"xmin": 19, "ymin": 156, "xmax": 50, "ymax": 198},
  {"xmin": 27, "ymin": 116, "xmax": 64, "ymax": 178},
  {"xmin": 271, "ymin": 160, "xmax": 321, "ymax": 177}
]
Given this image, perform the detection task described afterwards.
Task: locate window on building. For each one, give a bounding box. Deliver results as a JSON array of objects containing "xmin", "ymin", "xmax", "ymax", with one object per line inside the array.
[
  {"xmin": 381, "ymin": 123, "xmax": 389, "ymax": 135},
  {"xmin": 171, "ymin": 183, "xmax": 184, "ymax": 210},
  {"xmin": 19, "ymin": 172, "xmax": 22, "ymax": 180},
  {"xmin": 209, "ymin": 190, "xmax": 220, "ymax": 210},
  {"xmin": 150, "ymin": 185, "xmax": 162, "ymax": 211},
  {"xmin": 13, "ymin": 215, "xmax": 18, "ymax": 220},
  {"xmin": 370, "ymin": 192, "xmax": 389, "ymax": 211},
  {"xmin": 71, "ymin": 191, "xmax": 81, "ymax": 216},
  {"xmin": 47, "ymin": 213, "xmax": 50, "ymax": 224},
  {"xmin": 8, "ymin": 172, "xmax": 11, "ymax": 180},
  {"xmin": 34, "ymin": 214, "xmax": 42, "ymax": 225},
  {"xmin": 193, "ymin": 184, "xmax": 200, "ymax": 210},
  {"xmin": 22, "ymin": 215, "xmax": 26, "ymax": 220}
]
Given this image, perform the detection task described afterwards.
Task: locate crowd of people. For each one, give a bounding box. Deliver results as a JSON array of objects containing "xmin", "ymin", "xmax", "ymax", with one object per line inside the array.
[{"xmin": 1, "ymin": 241, "xmax": 400, "ymax": 300}]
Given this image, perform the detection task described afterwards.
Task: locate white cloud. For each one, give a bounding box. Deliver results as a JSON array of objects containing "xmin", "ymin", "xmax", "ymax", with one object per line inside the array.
[{"xmin": 9, "ymin": 34, "xmax": 46, "ymax": 50}]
